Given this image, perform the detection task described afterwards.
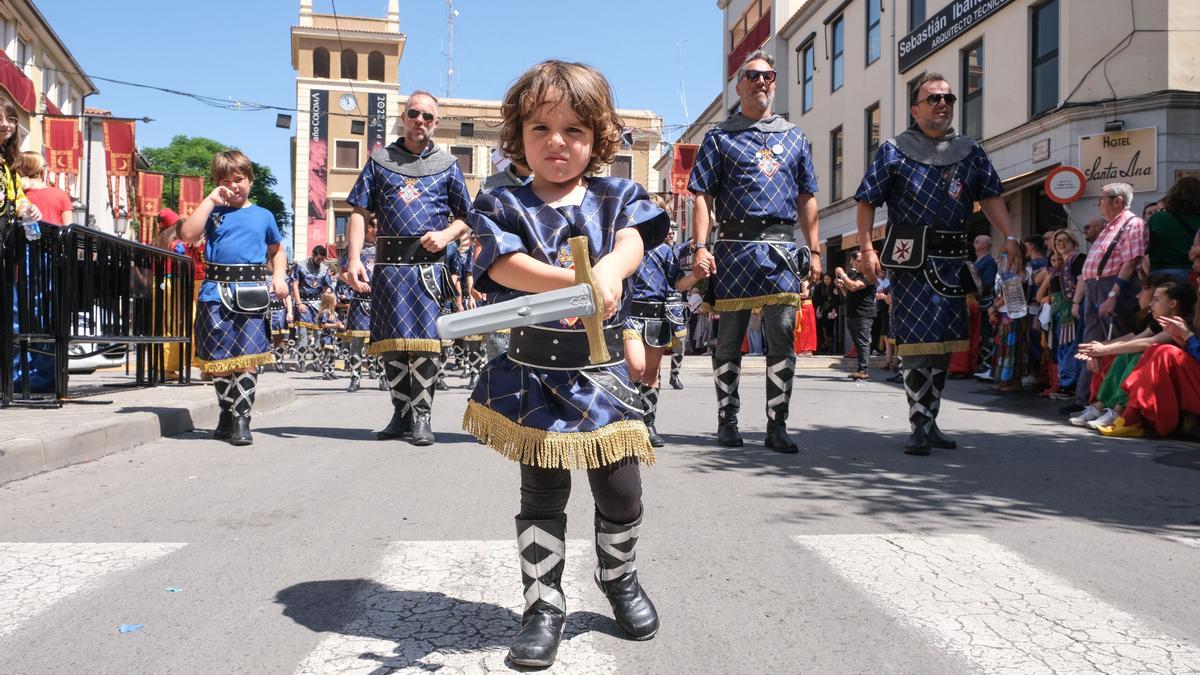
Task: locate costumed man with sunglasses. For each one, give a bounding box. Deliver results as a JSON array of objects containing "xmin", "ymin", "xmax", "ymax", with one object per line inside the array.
[
  {"xmin": 689, "ymin": 50, "xmax": 823, "ymax": 454},
  {"xmin": 344, "ymin": 90, "xmax": 472, "ymax": 446},
  {"xmin": 854, "ymin": 73, "xmax": 1020, "ymax": 456}
]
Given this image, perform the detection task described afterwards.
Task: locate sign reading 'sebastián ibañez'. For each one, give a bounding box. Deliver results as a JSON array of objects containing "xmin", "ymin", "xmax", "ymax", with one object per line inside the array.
[{"xmin": 898, "ymin": 0, "xmax": 1014, "ymax": 73}]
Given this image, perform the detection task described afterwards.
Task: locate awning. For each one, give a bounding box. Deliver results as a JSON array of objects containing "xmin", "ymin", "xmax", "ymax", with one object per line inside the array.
[
  {"xmin": 1001, "ymin": 162, "xmax": 1062, "ymax": 195},
  {"xmin": 42, "ymin": 94, "xmax": 61, "ymax": 116},
  {"xmin": 0, "ymin": 50, "xmax": 36, "ymax": 113}
]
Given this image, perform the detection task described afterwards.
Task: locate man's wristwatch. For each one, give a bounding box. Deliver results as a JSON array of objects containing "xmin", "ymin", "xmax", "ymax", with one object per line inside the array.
[
  {"xmin": 691, "ymin": 242, "xmax": 709, "ymax": 251},
  {"xmin": 1107, "ymin": 289, "xmax": 1119, "ymax": 299}
]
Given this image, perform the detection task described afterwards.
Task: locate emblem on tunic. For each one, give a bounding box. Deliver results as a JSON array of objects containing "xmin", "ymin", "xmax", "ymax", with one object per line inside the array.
[
  {"xmin": 398, "ymin": 178, "xmax": 421, "ymax": 205},
  {"xmin": 891, "ymin": 239, "xmax": 914, "ymax": 264},
  {"xmin": 756, "ymin": 148, "xmax": 781, "ymax": 178},
  {"xmin": 211, "ymin": 213, "xmax": 225, "ymax": 229},
  {"xmin": 948, "ymin": 178, "xmax": 964, "ymax": 200},
  {"xmin": 556, "ymin": 244, "xmax": 580, "ymax": 328}
]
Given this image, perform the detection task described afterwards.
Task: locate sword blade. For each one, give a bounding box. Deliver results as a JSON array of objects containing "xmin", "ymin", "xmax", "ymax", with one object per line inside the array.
[{"xmin": 435, "ymin": 283, "xmax": 597, "ymax": 339}]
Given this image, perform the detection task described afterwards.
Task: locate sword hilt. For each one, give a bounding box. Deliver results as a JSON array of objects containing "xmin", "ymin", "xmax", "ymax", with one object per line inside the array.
[{"xmin": 569, "ymin": 235, "xmax": 610, "ymax": 364}]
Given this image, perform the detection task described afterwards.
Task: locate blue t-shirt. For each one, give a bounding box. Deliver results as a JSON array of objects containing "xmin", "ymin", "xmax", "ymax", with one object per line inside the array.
[{"xmin": 198, "ymin": 204, "xmax": 282, "ymax": 303}]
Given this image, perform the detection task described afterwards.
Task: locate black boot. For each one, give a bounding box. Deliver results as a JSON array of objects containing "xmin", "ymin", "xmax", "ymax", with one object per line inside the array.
[
  {"xmin": 346, "ymin": 376, "xmax": 361, "ymax": 393},
  {"xmin": 594, "ymin": 511, "xmax": 659, "ymax": 640},
  {"xmin": 669, "ymin": 352, "xmax": 684, "ymax": 389},
  {"xmin": 669, "ymin": 373, "xmax": 683, "ymax": 390},
  {"xmin": 639, "ymin": 384, "xmax": 664, "ymax": 448},
  {"xmin": 903, "ymin": 368, "xmax": 935, "ymax": 455},
  {"xmin": 212, "ymin": 375, "xmax": 235, "ymax": 440},
  {"xmin": 435, "ymin": 347, "xmax": 450, "ymax": 390},
  {"xmin": 926, "ymin": 369, "xmax": 956, "ymax": 448},
  {"xmin": 377, "ymin": 355, "xmax": 411, "ymax": 440},
  {"xmin": 763, "ymin": 355, "xmax": 798, "ymax": 453},
  {"xmin": 214, "ymin": 410, "xmax": 234, "ymax": 440},
  {"xmin": 510, "ymin": 515, "xmax": 568, "ymax": 668},
  {"xmin": 409, "ymin": 355, "xmax": 439, "ymax": 446},
  {"xmin": 713, "ymin": 358, "xmax": 743, "ymax": 447},
  {"xmin": 227, "ymin": 372, "xmax": 256, "ymax": 446}
]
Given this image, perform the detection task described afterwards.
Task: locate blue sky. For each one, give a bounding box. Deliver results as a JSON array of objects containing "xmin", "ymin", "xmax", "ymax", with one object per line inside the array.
[{"xmin": 37, "ymin": 0, "xmax": 723, "ymax": 210}]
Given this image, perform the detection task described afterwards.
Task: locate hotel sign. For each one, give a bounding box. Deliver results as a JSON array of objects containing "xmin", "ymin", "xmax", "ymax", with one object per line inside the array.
[
  {"xmin": 899, "ymin": 0, "xmax": 1014, "ymax": 73},
  {"xmin": 1079, "ymin": 127, "xmax": 1157, "ymax": 194}
]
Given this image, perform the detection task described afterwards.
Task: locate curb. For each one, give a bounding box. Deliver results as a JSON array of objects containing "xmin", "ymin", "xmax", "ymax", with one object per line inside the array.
[
  {"xmin": 0, "ymin": 382, "xmax": 296, "ymax": 485},
  {"xmin": 675, "ymin": 356, "xmax": 889, "ymax": 373}
]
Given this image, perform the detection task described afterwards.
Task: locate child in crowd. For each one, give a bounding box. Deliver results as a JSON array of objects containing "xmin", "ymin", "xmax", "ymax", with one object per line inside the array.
[
  {"xmin": 179, "ymin": 150, "xmax": 287, "ymax": 446},
  {"xmin": 465, "ymin": 60, "xmax": 667, "ymax": 667},
  {"xmin": 317, "ymin": 289, "xmax": 344, "ymax": 380}
]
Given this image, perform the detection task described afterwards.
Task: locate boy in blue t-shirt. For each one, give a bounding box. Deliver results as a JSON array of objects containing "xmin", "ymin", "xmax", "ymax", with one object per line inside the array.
[{"xmin": 179, "ymin": 150, "xmax": 288, "ymax": 445}]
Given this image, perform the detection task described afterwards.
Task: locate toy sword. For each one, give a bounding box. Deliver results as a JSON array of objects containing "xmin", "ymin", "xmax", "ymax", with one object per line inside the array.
[{"xmin": 435, "ymin": 235, "xmax": 612, "ymax": 364}]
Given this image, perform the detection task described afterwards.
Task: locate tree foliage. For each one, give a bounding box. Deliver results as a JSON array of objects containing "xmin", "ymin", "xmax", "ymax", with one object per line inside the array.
[{"xmin": 141, "ymin": 135, "xmax": 291, "ymax": 233}]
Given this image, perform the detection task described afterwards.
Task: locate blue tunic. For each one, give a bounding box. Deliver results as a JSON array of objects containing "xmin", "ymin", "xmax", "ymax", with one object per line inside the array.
[
  {"xmin": 338, "ymin": 244, "xmax": 375, "ymax": 338},
  {"xmin": 194, "ymin": 204, "xmax": 282, "ymax": 371},
  {"xmin": 465, "ymin": 177, "xmax": 668, "ymax": 469},
  {"xmin": 626, "ymin": 241, "xmax": 687, "ymax": 348},
  {"xmin": 347, "ymin": 145, "xmax": 471, "ymax": 354},
  {"xmin": 688, "ymin": 115, "xmax": 819, "ymax": 311},
  {"xmin": 854, "ymin": 139, "xmax": 1002, "ymax": 355},
  {"xmin": 293, "ymin": 259, "xmax": 334, "ymax": 329}
]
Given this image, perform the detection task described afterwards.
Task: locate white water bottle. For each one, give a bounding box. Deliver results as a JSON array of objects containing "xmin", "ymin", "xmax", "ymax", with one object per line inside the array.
[
  {"xmin": 21, "ymin": 218, "xmax": 40, "ymax": 241},
  {"xmin": 998, "ymin": 255, "xmax": 1027, "ymax": 319}
]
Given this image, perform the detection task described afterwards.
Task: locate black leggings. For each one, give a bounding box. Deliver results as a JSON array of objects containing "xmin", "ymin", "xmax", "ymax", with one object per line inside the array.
[{"xmin": 519, "ymin": 459, "xmax": 642, "ymax": 525}]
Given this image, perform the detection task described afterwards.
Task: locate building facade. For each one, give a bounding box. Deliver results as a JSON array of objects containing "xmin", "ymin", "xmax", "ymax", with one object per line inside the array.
[{"xmin": 713, "ymin": 0, "xmax": 1200, "ymax": 262}]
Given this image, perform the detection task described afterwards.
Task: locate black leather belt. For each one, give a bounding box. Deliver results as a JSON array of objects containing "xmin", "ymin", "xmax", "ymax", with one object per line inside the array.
[
  {"xmin": 205, "ymin": 263, "xmax": 268, "ymax": 283},
  {"xmin": 350, "ymin": 292, "xmax": 372, "ymax": 300},
  {"xmin": 928, "ymin": 229, "xmax": 970, "ymax": 257},
  {"xmin": 268, "ymin": 299, "xmax": 286, "ymax": 311},
  {"xmin": 719, "ymin": 219, "xmax": 795, "ymax": 242},
  {"xmin": 629, "ymin": 293, "xmax": 683, "ymax": 319},
  {"xmin": 377, "ymin": 236, "xmax": 443, "ymax": 265},
  {"xmin": 508, "ymin": 325, "xmax": 625, "ymax": 369}
]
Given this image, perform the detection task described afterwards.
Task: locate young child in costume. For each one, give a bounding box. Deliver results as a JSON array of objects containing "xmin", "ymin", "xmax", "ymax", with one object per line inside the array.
[
  {"xmin": 624, "ymin": 195, "xmax": 712, "ymax": 446},
  {"xmin": 179, "ymin": 150, "xmax": 287, "ymax": 445},
  {"xmin": 465, "ymin": 60, "xmax": 668, "ymax": 668},
  {"xmin": 317, "ymin": 289, "xmax": 344, "ymax": 380}
]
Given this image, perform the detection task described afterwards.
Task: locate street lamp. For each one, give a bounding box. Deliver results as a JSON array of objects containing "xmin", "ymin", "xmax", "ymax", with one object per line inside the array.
[
  {"xmin": 71, "ymin": 198, "xmax": 87, "ymax": 226},
  {"xmin": 114, "ymin": 207, "xmax": 129, "ymax": 236}
]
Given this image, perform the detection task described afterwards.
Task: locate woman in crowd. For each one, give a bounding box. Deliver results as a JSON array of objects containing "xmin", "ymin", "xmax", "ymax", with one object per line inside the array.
[
  {"xmin": 794, "ymin": 279, "xmax": 818, "ymax": 357},
  {"xmin": 812, "ymin": 272, "xmax": 839, "ymax": 355},
  {"xmin": 13, "ymin": 151, "xmax": 70, "ymax": 225},
  {"xmin": 990, "ymin": 248, "xmax": 1027, "ymax": 391},
  {"xmin": 1146, "ymin": 175, "xmax": 1200, "ymax": 284}
]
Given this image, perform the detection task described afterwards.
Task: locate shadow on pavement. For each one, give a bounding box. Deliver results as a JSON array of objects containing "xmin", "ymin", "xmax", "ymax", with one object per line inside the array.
[{"xmin": 276, "ymin": 578, "xmax": 620, "ymax": 673}]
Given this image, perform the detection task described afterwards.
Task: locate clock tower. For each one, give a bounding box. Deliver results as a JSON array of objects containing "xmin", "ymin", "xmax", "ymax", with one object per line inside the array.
[{"xmin": 290, "ymin": 0, "xmax": 405, "ymax": 260}]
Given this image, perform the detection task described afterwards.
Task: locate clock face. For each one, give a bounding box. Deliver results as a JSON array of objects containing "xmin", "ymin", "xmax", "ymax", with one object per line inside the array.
[{"xmin": 338, "ymin": 93, "xmax": 357, "ymax": 112}]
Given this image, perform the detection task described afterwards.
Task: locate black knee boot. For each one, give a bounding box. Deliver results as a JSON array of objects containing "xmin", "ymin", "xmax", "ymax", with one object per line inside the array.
[
  {"xmin": 228, "ymin": 372, "xmax": 256, "ymax": 446},
  {"xmin": 903, "ymin": 368, "xmax": 937, "ymax": 455},
  {"xmin": 377, "ymin": 355, "xmax": 411, "ymax": 440},
  {"xmin": 409, "ymin": 354, "xmax": 439, "ymax": 445},
  {"xmin": 510, "ymin": 515, "xmax": 568, "ymax": 668},
  {"xmin": 594, "ymin": 510, "xmax": 659, "ymax": 640},
  {"xmin": 346, "ymin": 351, "xmax": 362, "ymax": 392},
  {"xmin": 272, "ymin": 344, "xmax": 287, "ymax": 372},
  {"xmin": 638, "ymin": 383, "xmax": 663, "ymax": 447},
  {"xmin": 713, "ymin": 357, "xmax": 743, "ymax": 446},
  {"xmin": 212, "ymin": 375, "xmax": 234, "ymax": 440},
  {"xmin": 926, "ymin": 368, "xmax": 956, "ymax": 448},
  {"xmin": 669, "ymin": 352, "xmax": 684, "ymax": 390},
  {"xmin": 764, "ymin": 355, "xmax": 799, "ymax": 453},
  {"xmin": 436, "ymin": 347, "xmax": 450, "ymax": 391}
]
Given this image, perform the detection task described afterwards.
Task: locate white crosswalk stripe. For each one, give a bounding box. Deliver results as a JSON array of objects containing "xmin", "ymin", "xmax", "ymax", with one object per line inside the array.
[
  {"xmin": 294, "ymin": 540, "xmax": 616, "ymax": 674},
  {"xmin": 794, "ymin": 533, "xmax": 1200, "ymax": 674},
  {"xmin": 0, "ymin": 543, "xmax": 186, "ymax": 639}
]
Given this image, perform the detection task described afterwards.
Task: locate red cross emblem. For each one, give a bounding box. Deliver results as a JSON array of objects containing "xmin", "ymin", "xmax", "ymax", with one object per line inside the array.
[{"xmin": 892, "ymin": 239, "xmax": 913, "ymax": 263}]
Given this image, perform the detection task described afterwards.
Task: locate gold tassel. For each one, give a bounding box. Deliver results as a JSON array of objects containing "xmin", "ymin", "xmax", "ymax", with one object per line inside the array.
[
  {"xmin": 336, "ymin": 330, "xmax": 372, "ymax": 339},
  {"xmin": 196, "ymin": 352, "xmax": 274, "ymax": 373},
  {"xmin": 714, "ymin": 293, "xmax": 802, "ymax": 313},
  {"xmin": 463, "ymin": 335, "xmax": 484, "ymax": 342},
  {"xmin": 623, "ymin": 328, "xmax": 641, "ymax": 342},
  {"xmin": 367, "ymin": 338, "xmax": 443, "ymax": 355},
  {"xmin": 295, "ymin": 321, "xmax": 322, "ymax": 330},
  {"xmin": 896, "ymin": 339, "xmax": 971, "ymax": 357},
  {"xmin": 462, "ymin": 400, "xmax": 656, "ymax": 470}
]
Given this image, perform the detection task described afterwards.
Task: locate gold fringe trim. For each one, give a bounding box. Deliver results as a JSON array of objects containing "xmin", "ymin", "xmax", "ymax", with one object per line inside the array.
[
  {"xmin": 494, "ymin": 328, "xmax": 511, "ymax": 335},
  {"xmin": 295, "ymin": 321, "xmax": 322, "ymax": 330},
  {"xmin": 462, "ymin": 400, "xmax": 656, "ymax": 470},
  {"xmin": 195, "ymin": 352, "xmax": 274, "ymax": 373},
  {"xmin": 623, "ymin": 328, "xmax": 642, "ymax": 342},
  {"xmin": 714, "ymin": 293, "xmax": 802, "ymax": 313},
  {"xmin": 337, "ymin": 330, "xmax": 372, "ymax": 339},
  {"xmin": 463, "ymin": 335, "xmax": 484, "ymax": 342},
  {"xmin": 367, "ymin": 338, "xmax": 443, "ymax": 355},
  {"xmin": 671, "ymin": 336, "xmax": 684, "ymax": 352},
  {"xmin": 896, "ymin": 339, "xmax": 970, "ymax": 357}
]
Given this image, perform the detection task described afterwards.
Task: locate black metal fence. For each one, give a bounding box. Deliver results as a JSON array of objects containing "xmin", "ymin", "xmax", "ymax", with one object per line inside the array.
[{"xmin": 2, "ymin": 222, "xmax": 194, "ymax": 406}]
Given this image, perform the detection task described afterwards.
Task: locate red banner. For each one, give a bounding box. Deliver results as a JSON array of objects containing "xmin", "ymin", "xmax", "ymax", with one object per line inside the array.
[
  {"xmin": 103, "ymin": 120, "xmax": 136, "ymax": 177},
  {"xmin": 0, "ymin": 50, "xmax": 36, "ymax": 112},
  {"xmin": 42, "ymin": 116, "xmax": 81, "ymax": 176},
  {"xmin": 670, "ymin": 143, "xmax": 698, "ymax": 195},
  {"xmin": 178, "ymin": 175, "xmax": 204, "ymax": 218},
  {"xmin": 137, "ymin": 171, "xmax": 164, "ymax": 217}
]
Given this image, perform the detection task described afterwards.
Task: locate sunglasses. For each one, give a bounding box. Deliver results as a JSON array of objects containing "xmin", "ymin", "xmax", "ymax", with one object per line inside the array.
[
  {"xmin": 742, "ymin": 69, "xmax": 777, "ymax": 84},
  {"xmin": 919, "ymin": 93, "xmax": 957, "ymax": 106},
  {"xmin": 406, "ymin": 109, "xmax": 435, "ymax": 123}
]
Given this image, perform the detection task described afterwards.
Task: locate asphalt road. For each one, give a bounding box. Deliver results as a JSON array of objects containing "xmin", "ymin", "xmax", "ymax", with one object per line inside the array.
[{"xmin": 2, "ymin": 363, "xmax": 1199, "ymax": 674}]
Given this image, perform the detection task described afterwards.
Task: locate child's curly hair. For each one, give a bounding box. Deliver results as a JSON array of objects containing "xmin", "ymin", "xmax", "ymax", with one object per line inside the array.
[{"xmin": 499, "ymin": 60, "xmax": 624, "ymax": 176}]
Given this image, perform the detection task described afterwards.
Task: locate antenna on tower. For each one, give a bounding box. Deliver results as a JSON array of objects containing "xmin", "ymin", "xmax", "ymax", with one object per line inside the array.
[{"xmin": 443, "ymin": 0, "xmax": 458, "ymax": 98}]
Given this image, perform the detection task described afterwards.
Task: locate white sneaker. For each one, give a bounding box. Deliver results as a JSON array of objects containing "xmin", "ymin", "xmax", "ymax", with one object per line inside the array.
[
  {"xmin": 1021, "ymin": 375, "xmax": 1037, "ymax": 388},
  {"xmin": 1070, "ymin": 405, "xmax": 1103, "ymax": 427},
  {"xmin": 1088, "ymin": 408, "xmax": 1118, "ymax": 429}
]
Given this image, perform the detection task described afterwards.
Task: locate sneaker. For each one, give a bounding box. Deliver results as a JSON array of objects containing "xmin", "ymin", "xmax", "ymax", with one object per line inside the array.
[
  {"xmin": 1096, "ymin": 416, "xmax": 1145, "ymax": 438},
  {"xmin": 975, "ymin": 371, "xmax": 994, "ymax": 382},
  {"xmin": 1069, "ymin": 405, "xmax": 1104, "ymax": 427},
  {"xmin": 1058, "ymin": 402, "xmax": 1085, "ymax": 416},
  {"xmin": 1087, "ymin": 408, "xmax": 1118, "ymax": 429}
]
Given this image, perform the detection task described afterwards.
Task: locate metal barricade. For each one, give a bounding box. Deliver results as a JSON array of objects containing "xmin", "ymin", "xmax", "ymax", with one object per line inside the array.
[{"xmin": 2, "ymin": 223, "xmax": 194, "ymax": 406}]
